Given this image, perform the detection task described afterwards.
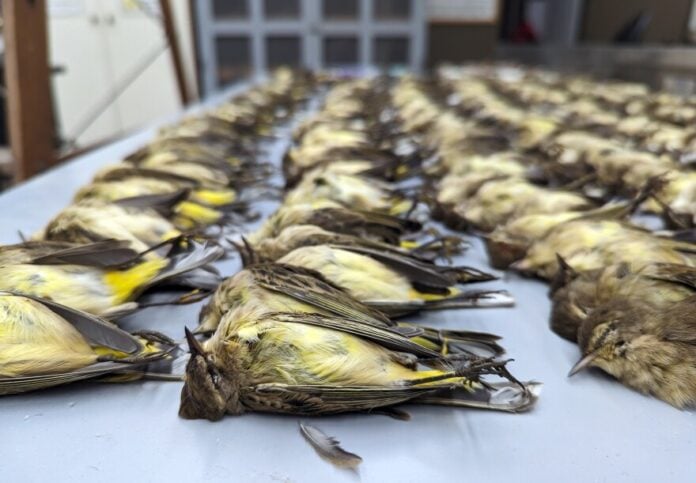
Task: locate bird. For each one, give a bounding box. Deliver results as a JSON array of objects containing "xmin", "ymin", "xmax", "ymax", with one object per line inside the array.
[
  {"xmin": 485, "ymin": 200, "xmax": 642, "ymax": 269},
  {"xmin": 0, "ymin": 292, "xmax": 173, "ymax": 395},
  {"xmin": 274, "ymin": 244, "xmax": 511, "ymax": 316},
  {"xmin": 179, "ymin": 303, "xmax": 538, "ymax": 421},
  {"xmin": 451, "ymin": 177, "xmax": 592, "ymax": 233},
  {"xmin": 41, "ymin": 201, "xmax": 182, "ymax": 254},
  {"xmin": 196, "ymin": 261, "xmax": 505, "ymax": 357},
  {"xmin": 512, "ymin": 219, "xmax": 696, "ymax": 280},
  {"xmin": 0, "ymin": 239, "xmax": 223, "ymax": 318},
  {"xmin": 551, "ymin": 261, "xmax": 696, "ymax": 343},
  {"xmin": 246, "ymin": 202, "xmax": 421, "ymax": 246},
  {"xmin": 249, "ymin": 224, "xmax": 464, "ymax": 266},
  {"xmin": 283, "ymin": 168, "xmax": 414, "ymax": 216},
  {"xmin": 571, "ymin": 292, "xmax": 696, "ymax": 408}
]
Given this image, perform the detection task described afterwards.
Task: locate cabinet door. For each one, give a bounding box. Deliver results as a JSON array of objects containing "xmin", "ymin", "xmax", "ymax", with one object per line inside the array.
[
  {"xmin": 48, "ymin": 0, "xmax": 122, "ymax": 148},
  {"xmin": 99, "ymin": 0, "xmax": 181, "ymax": 134}
]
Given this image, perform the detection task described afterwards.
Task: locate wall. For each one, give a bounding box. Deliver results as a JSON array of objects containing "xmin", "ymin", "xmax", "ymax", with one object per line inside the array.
[
  {"xmin": 428, "ymin": 23, "xmax": 498, "ymax": 67},
  {"xmin": 581, "ymin": 0, "xmax": 692, "ymax": 43}
]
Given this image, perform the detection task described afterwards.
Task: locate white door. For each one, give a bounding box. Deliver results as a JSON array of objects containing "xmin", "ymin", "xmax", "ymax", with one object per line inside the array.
[
  {"xmin": 49, "ymin": 0, "xmax": 121, "ymax": 148},
  {"xmin": 99, "ymin": 0, "xmax": 181, "ymax": 134},
  {"xmin": 49, "ymin": 0, "xmax": 184, "ymax": 149}
]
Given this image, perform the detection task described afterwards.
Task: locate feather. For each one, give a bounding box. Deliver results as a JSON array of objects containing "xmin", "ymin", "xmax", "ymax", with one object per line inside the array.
[
  {"xmin": 30, "ymin": 239, "xmax": 139, "ymax": 268},
  {"xmin": 147, "ymin": 241, "xmax": 224, "ymax": 290},
  {"xmin": 0, "ymin": 292, "xmax": 142, "ymax": 353},
  {"xmin": 299, "ymin": 423, "xmax": 362, "ymax": 470},
  {"xmin": 115, "ymin": 189, "xmax": 190, "ymax": 214}
]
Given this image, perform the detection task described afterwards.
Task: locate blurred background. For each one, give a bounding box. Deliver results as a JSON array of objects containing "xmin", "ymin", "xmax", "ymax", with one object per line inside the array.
[{"xmin": 2, "ymin": 0, "xmax": 696, "ymax": 185}]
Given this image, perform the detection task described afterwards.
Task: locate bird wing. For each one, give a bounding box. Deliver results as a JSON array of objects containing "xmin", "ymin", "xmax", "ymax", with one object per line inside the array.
[
  {"xmin": 0, "ymin": 361, "xmax": 138, "ymax": 395},
  {"xmin": 330, "ymin": 244, "xmax": 455, "ymax": 290},
  {"xmin": 253, "ymin": 382, "xmax": 441, "ymax": 414},
  {"xmin": 0, "ymin": 292, "xmax": 142, "ymax": 354},
  {"xmin": 268, "ymin": 312, "xmax": 438, "ymax": 358},
  {"xmin": 99, "ymin": 166, "xmax": 199, "ymax": 187},
  {"xmin": 29, "ymin": 239, "xmax": 140, "ymax": 268},
  {"xmin": 645, "ymin": 263, "xmax": 696, "ymax": 291},
  {"xmin": 114, "ymin": 189, "xmax": 190, "ymax": 214},
  {"xmin": 306, "ymin": 209, "xmax": 419, "ymax": 243},
  {"xmin": 658, "ymin": 295, "xmax": 696, "ymax": 345},
  {"xmin": 251, "ymin": 263, "xmax": 395, "ymax": 329}
]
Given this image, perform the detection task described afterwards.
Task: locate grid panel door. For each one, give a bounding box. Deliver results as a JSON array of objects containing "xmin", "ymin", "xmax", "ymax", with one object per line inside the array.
[{"xmin": 196, "ymin": 0, "xmax": 424, "ymax": 94}]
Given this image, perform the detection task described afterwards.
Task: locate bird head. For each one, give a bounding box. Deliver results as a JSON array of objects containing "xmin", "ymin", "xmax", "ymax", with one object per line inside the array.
[
  {"xmin": 179, "ymin": 327, "xmax": 236, "ymax": 421},
  {"xmin": 569, "ymin": 305, "xmax": 632, "ymax": 377}
]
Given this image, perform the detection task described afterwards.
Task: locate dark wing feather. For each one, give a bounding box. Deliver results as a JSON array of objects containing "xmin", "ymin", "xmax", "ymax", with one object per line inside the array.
[
  {"xmin": 305, "ymin": 209, "xmax": 419, "ymax": 243},
  {"xmin": 30, "ymin": 239, "xmax": 139, "ymax": 268},
  {"xmin": 299, "ymin": 423, "xmax": 362, "ymax": 469},
  {"xmin": 146, "ymin": 241, "xmax": 224, "ymax": 290},
  {"xmin": 114, "ymin": 189, "xmax": 190, "ymax": 212},
  {"xmin": 645, "ymin": 263, "xmax": 696, "ymax": 291},
  {"xmin": 251, "ymin": 263, "xmax": 393, "ymax": 328},
  {"xmin": 253, "ymin": 383, "xmax": 441, "ymax": 414},
  {"xmin": 0, "ymin": 361, "xmax": 134, "ymax": 395},
  {"xmin": 99, "ymin": 166, "xmax": 199, "ymax": 187}
]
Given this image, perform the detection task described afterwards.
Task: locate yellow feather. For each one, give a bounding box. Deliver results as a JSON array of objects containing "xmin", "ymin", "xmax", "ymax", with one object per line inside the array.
[
  {"xmin": 0, "ymin": 295, "xmax": 97, "ymax": 377},
  {"xmin": 190, "ymin": 188, "xmax": 236, "ymax": 206},
  {"xmin": 174, "ymin": 201, "xmax": 223, "ymax": 225},
  {"xmin": 103, "ymin": 258, "xmax": 168, "ymax": 302}
]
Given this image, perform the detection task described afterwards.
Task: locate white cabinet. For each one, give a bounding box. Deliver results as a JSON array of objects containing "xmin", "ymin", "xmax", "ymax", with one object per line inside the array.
[{"xmin": 48, "ymin": 0, "xmax": 183, "ymax": 149}]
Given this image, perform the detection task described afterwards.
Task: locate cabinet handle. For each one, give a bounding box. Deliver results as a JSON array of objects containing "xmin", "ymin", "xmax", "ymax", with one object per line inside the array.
[
  {"xmin": 88, "ymin": 14, "xmax": 100, "ymax": 25},
  {"xmin": 103, "ymin": 14, "xmax": 116, "ymax": 26}
]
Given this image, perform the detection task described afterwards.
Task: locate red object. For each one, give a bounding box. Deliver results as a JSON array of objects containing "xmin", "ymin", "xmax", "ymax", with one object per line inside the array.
[{"xmin": 511, "ymin": 21, "xmax": 538, "ymax": 43}]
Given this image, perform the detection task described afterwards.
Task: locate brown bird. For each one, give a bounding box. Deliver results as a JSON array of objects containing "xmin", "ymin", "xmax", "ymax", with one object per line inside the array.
[
  {"xmin": 571, "ymin": 293, "xmax": 696, "ymax": 408},
  {"xmin": 551, "ymin": 260, "xmax": 696, "ymax": 343}
]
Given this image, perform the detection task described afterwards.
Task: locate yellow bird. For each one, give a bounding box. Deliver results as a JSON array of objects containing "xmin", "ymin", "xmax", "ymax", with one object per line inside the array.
[
  {"xmin": 0, "ymin": 239, "xmax": 223, "ymax": 318},
  {"xmin": 0, "ymin": 292, "xmax": 172, "ymax": 394},
  {"xmin": 41, "ymin": 201, "xmax": 182, "ymax": 254},
  {"xmin": 179, "ymin": 303, "xmax": 538, "ymax": 420},
  {"xmin": 247, "ymin": 202, "xmax": 421, "ymax": 246},
  {"xmin": 284, "ymin": 168, "xmax": 414, "ymax": 215},
  {"xmin": 275, "ymin": 245, "xmax": 511, "ymax": 316},
  {"xmin": 512, "ymin": 219, "xmax": 696, "ymax": 280},
  {"xmin": 196, "ymin": 262, "xmax": 505, "ymax": 357},
  {"xmin": 250, "ymin": 224, "xmax": 464, "ymax": 262}
]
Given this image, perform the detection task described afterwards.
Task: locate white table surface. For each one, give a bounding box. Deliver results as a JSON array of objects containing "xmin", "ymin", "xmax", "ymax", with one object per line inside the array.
[{"xmin": 1, "ymin": 88, "xmax": 695, "ymax": 483}]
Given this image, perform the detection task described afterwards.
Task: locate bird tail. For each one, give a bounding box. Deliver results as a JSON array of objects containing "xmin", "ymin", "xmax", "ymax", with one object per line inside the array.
[
  {"xmin": 436, "ymin": 265, "xmax": 498, "ymax": 283},
  {"xmin": 399, "ymin": 322, "xmax": 505, "ymax": 356},
  {"xmin": 423, "ymin": 289, "xmax": 515, "ymax": 310},
  {"xmin": 415, "ymin": 381, "xmax": 541, "ymax": 413},
  {"xmin": 411, "ymin": 326, "xmax": 505, "ymax": 357},
  {"xmin": 366, "ymin": 290, "xmax": 514, "ymax": 317},
  {"xmin": 145, "ymin": 240, "xmax": 224, "ymax": 291}
]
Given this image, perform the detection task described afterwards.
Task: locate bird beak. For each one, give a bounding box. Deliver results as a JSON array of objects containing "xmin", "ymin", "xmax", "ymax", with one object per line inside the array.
[
  {"xmin": 184, "ymin": 327, "xmax": 206, "ymax": 357},
  {"xmin": 568, "ymin": 352, "xmax": 598, "ymax": 377}
]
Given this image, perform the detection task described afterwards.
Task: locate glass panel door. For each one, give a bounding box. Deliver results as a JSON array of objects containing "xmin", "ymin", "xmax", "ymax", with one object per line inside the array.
[{"xmin": 195, "ymin": 0, "xmax": 425, "ymax": 94}]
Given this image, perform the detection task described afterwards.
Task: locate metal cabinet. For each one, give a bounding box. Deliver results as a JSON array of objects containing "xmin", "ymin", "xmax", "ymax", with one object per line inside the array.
[{"xmin": 195, "ymin": 0, "xmax": 425, "ymax": 94}]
